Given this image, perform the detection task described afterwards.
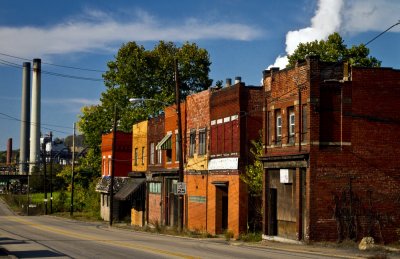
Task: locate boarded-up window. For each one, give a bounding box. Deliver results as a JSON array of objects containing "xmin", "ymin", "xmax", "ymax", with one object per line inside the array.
[
  {"xmin": 210, "ymin": 122, "xmax": 217, "ymax": 155},
  {"xmin": 224, "ymin": 120, "xmax": 232, "ymax": 154}
]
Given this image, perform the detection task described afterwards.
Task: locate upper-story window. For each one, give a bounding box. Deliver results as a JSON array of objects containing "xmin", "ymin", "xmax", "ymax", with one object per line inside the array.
[
  {"xmin": 302, "ymin": 104, "xmax": 308, "ymax": 143},
  {"xmin": 134, "ymin": 148, "xmax": 138, "ymax": 166},
  {"xmin": 175, "ymin": 132, "xmax": 180, "ymax": 162},
  {"xmin": 189, "ymin": 129, "xmax": 196, "ymax": 157},
  {"xmin": 150, "ymin": 142, "xmax": 155, "ymax": 165},
  {"xmin": 288, "ymin": 107, "xmax": 295, "ymax": 144},
  {"xmin": 141, "ymin": 147, "xmax": 145, "ymax": 165},
  {"xmin": 275, "ymin": 109, "xmax": 282, "ymax": 145},
  {"xmin": 198, "ymin": 128, "xmax": 206, "ymax": 155},
  {"xmin": 157, "ymin": 149, "xmax": 162, "ymax": 164}
]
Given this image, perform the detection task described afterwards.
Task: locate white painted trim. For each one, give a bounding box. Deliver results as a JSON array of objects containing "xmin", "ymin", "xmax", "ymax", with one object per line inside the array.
[
  {"xmin": 217, "ymin": 119, "xmax": 223, "ymax": 124},
  {"xmin": 223, "ymin": 116, "xmax": 230, "ymax": 123},
  {"xmin": 211, "ymin": 120, "xmax": 216, "ymax": 126},
  {"xmin": 231, "ymin": 115, "xmax": 238, "ymax": 121}
]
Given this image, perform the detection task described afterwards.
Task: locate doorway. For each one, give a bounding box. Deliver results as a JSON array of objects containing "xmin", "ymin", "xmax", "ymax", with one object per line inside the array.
[{"xmin": 269, "ymin": 188, "xmax": 278, "ymax": 235}]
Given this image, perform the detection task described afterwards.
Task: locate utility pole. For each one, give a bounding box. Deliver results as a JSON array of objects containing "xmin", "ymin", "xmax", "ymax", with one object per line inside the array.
[
  {"xmin": 70, "ymin": 123, "xmax": 76, "ymax": 216},
  {"xmin": 42, "ymin": 140, "xmax": 47, "ymax": 215},
  {"xmin": 109, "ymin": 105, "xmax": 117, "ymax": 226},
  {"xmin": 175, "ymin": 59, "xmax": 184, "ymax": 232},
  {"xmin": 49, "ymin": 131, "xmax": 53, "ymax": 214}
]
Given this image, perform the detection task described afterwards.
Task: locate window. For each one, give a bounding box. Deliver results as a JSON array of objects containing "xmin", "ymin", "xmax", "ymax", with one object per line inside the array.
[
  {"xmin": 189, "ymin": 129, "xmax": 196, "ymax": 157},
  {"xmin": 141, "ymin": 147, "xmax": 145, "ymax": 165},
  {"xmin": 134, "ymin": 148, "xmax": 138, "ymax": 166},
  {"xmin": 150, "ymin": 142, "xmax": 155, "ymax": 165},
  {"xmin": 108, "ymin": 156, "xmax": 111, "ymax": 176},
  {"xmin": 102, "ymin": 158, "xmax": 106, "ymax": 175},
  {"xmin": 302, "ymin": 104, "xmax": 308, "ymax": 143},
  {"xmin": 267, "ymin": 111, "xmax": 272, "ymax": 146},
  {"xmin": 198, "ymin": 129, "xmax": 206, "ymax": 155},
  {"xmin": 149, "ymin": 182, "xmax": 161, "ymax": 194},
  {"xmin": 288, "ymin": 107, "xmax": 295, "ymax": 144},
  {"xmin": 175, "ymin": 133, "xmax": 180, "ymax": 162},
  {"xmin": 275, "ymin": 110, "xmax": 282, "ymax": 145},
  {"xmin": 157, "ymin": 149, "xmax": 162, "ymax": 164},
  {"xmin": 166, "ymin": 149, "xmax": 172, "ymax": 163}
]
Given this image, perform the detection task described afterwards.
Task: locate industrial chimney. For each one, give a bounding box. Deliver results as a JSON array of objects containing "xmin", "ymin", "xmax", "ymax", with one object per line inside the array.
[
  {"xmin": 29, "ymin": 59, "xmax": 41, "ymax": 173},
  {"xmin": 6, "ymin": 138, "xmax": 12, "ymax": 165},
  {"xmin": 20, "ymin": 62, "xmax": 31, "ymax": 174}
]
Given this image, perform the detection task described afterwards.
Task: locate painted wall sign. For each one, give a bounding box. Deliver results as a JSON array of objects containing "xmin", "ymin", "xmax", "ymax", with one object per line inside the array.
[{"xmin": 208, "ymin": 157, "xmax": 238, "ymax": 170}]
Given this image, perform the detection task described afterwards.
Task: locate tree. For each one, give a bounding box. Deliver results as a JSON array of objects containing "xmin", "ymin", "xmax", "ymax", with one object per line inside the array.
[
  {"xmin": 240, "ymin": 135, "xmax": 264, "ymax": 231},
  {"xmin": 287, "ymin": 32, "xmax": 381, "ymax": 68},
  {"xmin": 78, "ymin": 41, "xmax": 212, "ymax": 177}
]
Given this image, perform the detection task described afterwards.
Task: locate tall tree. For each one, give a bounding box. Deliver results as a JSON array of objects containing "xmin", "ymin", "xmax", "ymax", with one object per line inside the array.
[
  {"xmin": 78, "ymin": 41, "xmax": 212, "ymax": 177},
  {"xmin": 287, "ymin": 32, "xmax": 381, "ymax": 68}
]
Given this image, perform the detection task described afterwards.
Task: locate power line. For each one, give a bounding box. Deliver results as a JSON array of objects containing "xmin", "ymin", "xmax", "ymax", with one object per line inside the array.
[
  {"xmin": 0, "ymin": 52, "xmax": 106, "ymax": 72},
  {"xmin": 0, "ymin": 58, "xmax": 103, "ymax": 82},
  {"xmin": 365, "ymin": 21, "xmax": 400, "ymax": 46},
  {"xmin": 0, "ymin": 112, "xmax": 72, "ymax": 135}
]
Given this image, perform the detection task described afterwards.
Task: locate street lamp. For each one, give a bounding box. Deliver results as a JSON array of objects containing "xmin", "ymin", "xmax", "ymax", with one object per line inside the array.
[{"xmin": 129, "ymin": 59, "xmax": 185, "ymax": 232}]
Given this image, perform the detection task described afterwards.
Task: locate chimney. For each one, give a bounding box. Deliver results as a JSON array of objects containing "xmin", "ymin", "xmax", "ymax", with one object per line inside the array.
[
  {"xmin": 234, "ymin": 76, "xmax": 241, "ymax": 84},
  {"xmin": 225, "ymin": 78, "xmax": 232, "ymax": 88},
  {"xmin": 6, "ymin": 138, "xmax": 12, "ymax": 165},
  {"xmin": 29, "ymin": 59, "xmax": 41, "ymax": 173},
  {"xmin": 20, "ymin": 62, "xmax": 31, "ymax": 174}
]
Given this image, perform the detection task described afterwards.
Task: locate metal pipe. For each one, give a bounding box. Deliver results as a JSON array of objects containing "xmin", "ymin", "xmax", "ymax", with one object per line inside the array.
[
  {"xmin": 70, "ymin": 123, "xmax": 76, "ymax": 216},
  {"xmin": 109, "ymin": 105, "xmax": 117, "ymax": 226}
]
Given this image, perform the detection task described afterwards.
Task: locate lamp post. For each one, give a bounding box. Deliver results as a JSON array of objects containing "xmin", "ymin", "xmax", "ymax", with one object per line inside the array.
[{"xmin": 129, "ymin": 59, "xmax": 185, "ymax": 232}]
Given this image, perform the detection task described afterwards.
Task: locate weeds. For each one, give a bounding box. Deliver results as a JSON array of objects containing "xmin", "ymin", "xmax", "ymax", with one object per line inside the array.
[{"xmin": 238, "ymin": 232, "xmax": 262, "ymax": 242}]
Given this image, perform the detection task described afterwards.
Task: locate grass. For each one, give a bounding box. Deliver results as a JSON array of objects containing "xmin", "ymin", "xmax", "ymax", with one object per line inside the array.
[{"xmin": 29, "ymin": 192, "xmax": 70, "ymax": 203}]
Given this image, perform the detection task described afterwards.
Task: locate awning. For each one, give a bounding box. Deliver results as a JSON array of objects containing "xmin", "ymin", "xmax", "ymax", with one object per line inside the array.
[
  {"xmin": 114, "ymin": 178, "xmax": 145, "ymax": 200},
  {"xmin": 156, "ymin": 132, "xmax": 172, "ymax": 150}
]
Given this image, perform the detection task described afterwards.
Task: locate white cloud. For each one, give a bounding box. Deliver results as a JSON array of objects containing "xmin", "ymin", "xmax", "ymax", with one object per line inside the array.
[
  {"xmin": 342, "ymin": 0, "xmax": 400, "ymax": 33},
  {"xmin": 0, "ymin": 9, "xmax": 263, "ymax": 59},
  {"xmin": 269, "ymin": 0, "xmax": 344, "ymax": 69}
]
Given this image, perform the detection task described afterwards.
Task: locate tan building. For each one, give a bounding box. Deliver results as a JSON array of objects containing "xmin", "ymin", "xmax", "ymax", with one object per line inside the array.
[{"xmin": 132, "ymin": 120, "xmax": 148, "ymax": 173}]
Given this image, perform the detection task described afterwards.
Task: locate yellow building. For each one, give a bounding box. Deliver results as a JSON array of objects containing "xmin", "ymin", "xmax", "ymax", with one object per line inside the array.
[{"xmin": 132, "ymin": 120, "xmax": 148, "ymax": 173}]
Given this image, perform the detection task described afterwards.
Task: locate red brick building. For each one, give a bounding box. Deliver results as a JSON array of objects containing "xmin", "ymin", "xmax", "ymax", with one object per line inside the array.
[
  {"xmin": 208, "ymin": 78, "xmax": 263, "ymax": 237},
  {"xmin": 146, "ymin": 104, "xmax": 186, "ymax": 227},
  {"xmin": 146, "ymin": 114, "xmax": 165, "ymax": 225},
  {"xmin": 96, "ymin": 131, "xmax": 132, "ymax": 221},
  {"xmin": 261, "ymin": 56, "xmax": 400, "ymax": 243},
  {"xmin": 185, "ymin": 89, "xmax": 210, "ymax": 232}
]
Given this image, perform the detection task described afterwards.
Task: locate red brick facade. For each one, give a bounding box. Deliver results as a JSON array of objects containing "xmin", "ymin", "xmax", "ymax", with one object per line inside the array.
[
  {"xmin": 207, "ymin": 82, "xmax": 263, "ymax": 237},
  {"xmin": 101, "ymin": 131, "xmax": 132, "ymax": 177},
  {"xmin": 261, "ymin": 56, "xmax": 400, "ymax": 243}
]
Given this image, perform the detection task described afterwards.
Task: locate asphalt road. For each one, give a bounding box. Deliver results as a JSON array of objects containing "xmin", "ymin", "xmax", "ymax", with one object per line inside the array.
[{"xmin": 0, "ymin": 200, "xmax": 348, "ymax": 259}]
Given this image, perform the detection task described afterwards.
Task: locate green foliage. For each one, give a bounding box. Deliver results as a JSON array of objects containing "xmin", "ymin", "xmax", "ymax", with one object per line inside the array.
[
  {"xmin": 78, "ymin": 41, "xmax": 212, "ymax": 178},
  {"xmin": 287, "ymin": 32, "xmax": 381, "ymax": 68},
  {"xmin": 238, "ymin": 232, "xmax": 262, "ymax": 242},
  {"xmin": 241, "ymin": 137, "xmax": 263, "ymax": 195},
  {"xmin": 224, "ymin": 230, "xmax": 235, "ymax": 241}
]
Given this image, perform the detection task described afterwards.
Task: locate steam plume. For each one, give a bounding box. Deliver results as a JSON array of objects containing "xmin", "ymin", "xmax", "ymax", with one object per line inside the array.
[{"xmin": 270, "ymin": 0, "xmax": 344, "ymax": 69}]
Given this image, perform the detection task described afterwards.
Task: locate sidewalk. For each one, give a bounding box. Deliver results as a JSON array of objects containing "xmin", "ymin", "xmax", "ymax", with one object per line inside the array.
[{"xmin": 230, "ymin": 238, "xmax": 400, "ymax": 259}]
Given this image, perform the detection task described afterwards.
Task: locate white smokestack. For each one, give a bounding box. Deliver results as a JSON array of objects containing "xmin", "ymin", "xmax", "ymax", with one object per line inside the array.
[
  {"xmin": 29, "ymin": 59, "xmax": 41, "ymax": 173},
  {"xmin": 269, "ymin": 0, "xmax": 344, "ymax": 69}
]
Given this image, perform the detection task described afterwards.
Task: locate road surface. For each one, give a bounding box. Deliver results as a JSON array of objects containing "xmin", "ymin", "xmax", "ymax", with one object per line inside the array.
[{"xmin": 0, "ymin": 199, "xmax": 351, "ymax": 259}]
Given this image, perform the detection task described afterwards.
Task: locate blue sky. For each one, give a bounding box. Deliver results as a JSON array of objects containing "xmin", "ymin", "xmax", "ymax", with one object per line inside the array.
[{"xmin": 0, "ymin": 0, "xmax": 399, "ymax": 151}]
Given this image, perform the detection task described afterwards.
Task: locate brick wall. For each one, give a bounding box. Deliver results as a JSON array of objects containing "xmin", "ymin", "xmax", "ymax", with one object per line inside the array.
[
  {"xmin": 309, "ymin": 67, "xmax": 400, "ymax": 243},
  {"xmin": 101, "ymin": 131, "xmax": 132, "ymax": 177},
  {"xmin": 263, "ymin": 58, "xmax": 400, "ymax": 243},
  {"xmin": 148, "ymin": 193, "xmax": 162, "ymax": 225},
  {"xmin": 147, "ymin": 114, "xmax": 165, "ymax": 170}
]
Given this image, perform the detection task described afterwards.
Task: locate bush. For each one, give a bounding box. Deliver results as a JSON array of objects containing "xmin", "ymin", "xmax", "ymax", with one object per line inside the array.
[
  {"xmin": 224, "ymin": 230, "xmax": 234, "ymax": 241},
  {"xmin": 238, "ymin": 232, "xmax": 262, "ymax": 242}
]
